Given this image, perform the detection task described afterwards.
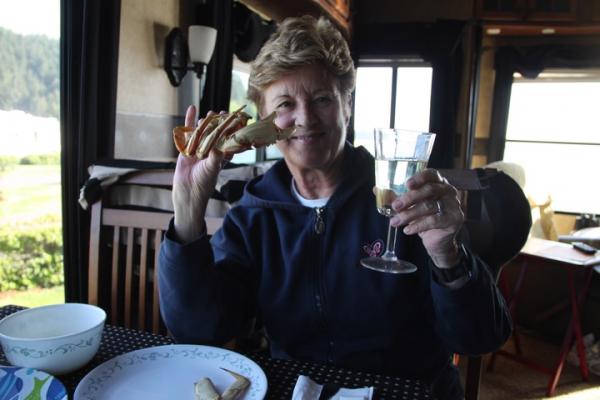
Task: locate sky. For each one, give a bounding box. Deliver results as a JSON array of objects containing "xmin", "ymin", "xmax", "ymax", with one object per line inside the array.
[{"xmin": 0, "ymin": 0, "xmax": 60, "ymax": 39}]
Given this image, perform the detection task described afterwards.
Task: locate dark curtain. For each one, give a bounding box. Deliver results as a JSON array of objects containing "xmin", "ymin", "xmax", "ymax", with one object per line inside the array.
[
  {"xmin": 352, "ymin": 21, "xmax": 467, "ymax": 168},
  {"xmin": 60, "ymin": 0, "xmax": 121, "ymax": 302},
  {"xmin": 197, "ymin": 0, "xmax": 234, "ymax": 114},
  {"xmin": 488, "ymin": 45, "xmax": 600, "ymax": 162}
]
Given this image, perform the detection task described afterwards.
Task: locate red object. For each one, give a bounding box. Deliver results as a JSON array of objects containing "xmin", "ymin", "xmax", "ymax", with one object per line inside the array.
[{"xmin": 488, "ymin": 237, "xmax": 600, "ymax": 397}]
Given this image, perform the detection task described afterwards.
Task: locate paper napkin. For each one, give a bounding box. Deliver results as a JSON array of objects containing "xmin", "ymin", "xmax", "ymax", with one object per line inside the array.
[{"xmin": 292, "ymin": 375, "xmax": 375, "ymax": 400}]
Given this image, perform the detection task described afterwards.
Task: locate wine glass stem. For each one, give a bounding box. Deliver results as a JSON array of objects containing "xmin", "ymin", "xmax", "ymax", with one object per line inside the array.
[{"xmin": 382, "ymin": 220, "xmax": 398, "ymax": 261}]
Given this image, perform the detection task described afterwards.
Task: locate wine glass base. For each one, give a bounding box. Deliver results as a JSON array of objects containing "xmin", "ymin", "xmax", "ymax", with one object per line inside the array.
[{"xmin": 360, "ymin": 257, "xmax": 417, "ymax": 274}]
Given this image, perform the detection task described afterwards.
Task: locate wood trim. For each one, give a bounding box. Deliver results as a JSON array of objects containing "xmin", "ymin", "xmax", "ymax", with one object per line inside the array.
[{"xmin": 484, "ymin": 23, "xmax": 600, "ymax": 36}]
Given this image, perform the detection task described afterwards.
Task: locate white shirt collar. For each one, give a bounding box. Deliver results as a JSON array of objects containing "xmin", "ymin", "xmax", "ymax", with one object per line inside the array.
[{"xmin": 291, "ymin": 178, "xmax": 329, "ymax": 208}]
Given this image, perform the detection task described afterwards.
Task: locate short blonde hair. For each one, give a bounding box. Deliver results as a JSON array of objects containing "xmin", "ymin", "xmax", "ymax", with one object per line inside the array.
[{"xmin": 247, "ymin": 15, "xmax": 355, "ymax": 113}]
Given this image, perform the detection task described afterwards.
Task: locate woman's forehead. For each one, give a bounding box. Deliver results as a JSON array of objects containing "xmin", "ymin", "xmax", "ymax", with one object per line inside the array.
[{"xmin": 265, "ymin": 65, "xmax": 338, "ymax": 98}]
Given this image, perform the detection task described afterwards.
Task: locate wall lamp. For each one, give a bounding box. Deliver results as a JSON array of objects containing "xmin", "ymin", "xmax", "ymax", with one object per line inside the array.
[{"xmin": 164, "ymin": 25, "xmax": 217, "ymax": 87}]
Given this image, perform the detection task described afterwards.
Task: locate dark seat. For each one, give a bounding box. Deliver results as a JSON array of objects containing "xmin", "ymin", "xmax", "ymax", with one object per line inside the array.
[{"xmin": 440, "ymin": 168, "xmax": 532, "ymax": 400}]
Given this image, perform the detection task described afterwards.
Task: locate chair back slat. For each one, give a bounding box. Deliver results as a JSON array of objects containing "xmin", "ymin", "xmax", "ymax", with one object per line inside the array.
[
  {"xmin": 152, "ymin": 229, "xmax": 163, "ymax": 333},
  {"xmin": 110, "ymin": 227, "xmax": 120, "ymax": 326},
  {"xmin": 138, "ymin": 228, "xmax": 149, "ymax": 330},
  {"xmin": 88, "ymin": 202, "xmax": 101, "ymax": 306},
  {"xmin": 124, "ymin": 226, "xmax": 134, "ymax": 328}
]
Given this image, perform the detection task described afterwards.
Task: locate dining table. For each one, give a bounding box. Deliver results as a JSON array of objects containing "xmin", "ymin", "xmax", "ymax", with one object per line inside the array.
[{"xmin": 0, "ymin": 304, "xmax": 435, "ymax": 399}]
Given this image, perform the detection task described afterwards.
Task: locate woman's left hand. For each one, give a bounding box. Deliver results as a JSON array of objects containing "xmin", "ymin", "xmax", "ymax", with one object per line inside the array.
[{"xmin": 389, "ymin": 169, "xmax": 464, "ymax": 268}]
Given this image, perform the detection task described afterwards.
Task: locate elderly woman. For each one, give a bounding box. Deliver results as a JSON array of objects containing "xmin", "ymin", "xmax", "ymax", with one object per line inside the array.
[{"xmin": 159, "ymin": 16, "xmax": 510, "ymax": 400}]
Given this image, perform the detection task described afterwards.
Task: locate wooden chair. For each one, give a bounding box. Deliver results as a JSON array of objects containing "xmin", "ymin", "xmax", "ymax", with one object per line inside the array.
[
  {"xmin": 440, "ymin": 168, "xmax": 532, "ymax": 400},
  {"xmin": 87, "ymin": 169, "xmax": 222, "ymax": 334}
]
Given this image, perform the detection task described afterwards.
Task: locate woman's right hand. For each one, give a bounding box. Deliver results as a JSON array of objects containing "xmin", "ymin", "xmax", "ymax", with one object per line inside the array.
[{"xmin": 172, "ymin": 105, "xmax": 226, "ymax": 242}]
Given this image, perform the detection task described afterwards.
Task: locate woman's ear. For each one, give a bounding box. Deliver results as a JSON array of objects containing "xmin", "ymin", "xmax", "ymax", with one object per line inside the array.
[{"xmin": 344, "ymin": 94, "xmax": 353, "ymax": 125}]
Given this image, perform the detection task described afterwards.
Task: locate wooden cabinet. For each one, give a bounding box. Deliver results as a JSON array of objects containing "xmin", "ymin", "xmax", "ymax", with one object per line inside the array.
[
  {"xmin": 321, "ymin": 0, "xmax": 351, "ymax": 29},
  {"xmin": 240, "ymin": 0, "xmax": 352, "ymax": 38},
  {"xmin": 589, "ymin": 0, "xmax": 600, "ymax": 20},
  {"xmin": 476, "ymin": 0, "xmax": 578, "ymax": 21}
]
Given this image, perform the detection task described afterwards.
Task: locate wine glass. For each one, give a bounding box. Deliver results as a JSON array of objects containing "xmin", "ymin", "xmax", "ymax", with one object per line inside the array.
[{"xmin": 360, "ymin": 128, "xmax": 436, "ymax": 274}]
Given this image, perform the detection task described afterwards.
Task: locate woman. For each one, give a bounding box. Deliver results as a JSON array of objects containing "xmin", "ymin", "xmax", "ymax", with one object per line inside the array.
[{"xmin": 159, "ymin": 16, "xmax": 511, "ymax": 400}]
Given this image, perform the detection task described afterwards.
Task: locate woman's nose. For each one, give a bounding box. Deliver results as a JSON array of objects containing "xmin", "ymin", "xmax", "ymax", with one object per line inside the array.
[{"xmin": 293, "ymin": 102, "xmax": 317, "ymax": 128}]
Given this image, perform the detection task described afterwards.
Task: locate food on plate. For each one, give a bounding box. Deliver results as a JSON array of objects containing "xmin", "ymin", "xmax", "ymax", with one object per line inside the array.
[
  {"xmin": 220, "ymin": 368, "xmax": 251, "ymax": 400},
  {"xmin": 173, "ymin": 106, "xmax": 295, "ymax": 159},
  {"xmin": 193, "ymin": 368, "xmax": 251, "ymax": 400},
  {"xmin": 194, "ymin": 377, "xmax": 220, "ymax": 400}
]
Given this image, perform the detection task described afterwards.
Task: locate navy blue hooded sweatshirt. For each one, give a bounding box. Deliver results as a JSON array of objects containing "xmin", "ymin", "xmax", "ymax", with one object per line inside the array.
[{"xmin": 159, "ymin": 144, "xmax": 511, "ymax": 398}]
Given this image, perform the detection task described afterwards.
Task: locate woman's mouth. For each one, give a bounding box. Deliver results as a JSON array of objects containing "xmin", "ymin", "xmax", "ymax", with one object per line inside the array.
[{"xmin": 291, "ymin": 132, "xmax": 325, "ymax": 143}]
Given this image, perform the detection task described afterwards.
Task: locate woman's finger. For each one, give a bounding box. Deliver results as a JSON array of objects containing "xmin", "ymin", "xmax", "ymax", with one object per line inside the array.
[
  {"xmin": 185, "ymin": 105, "xmax": 196, "ymax": 128},
  {"xmin": 406, "ymin": 169, "xmax": 444, "ymax": 190}
]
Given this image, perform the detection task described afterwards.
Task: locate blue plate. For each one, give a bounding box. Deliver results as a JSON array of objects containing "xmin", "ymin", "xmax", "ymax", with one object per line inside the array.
[{"xmin": 0, "ymin": 365, "xmax": 67, "ymax": 400}]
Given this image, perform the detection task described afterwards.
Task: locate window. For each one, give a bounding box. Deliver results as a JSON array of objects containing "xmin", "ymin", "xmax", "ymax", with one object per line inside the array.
[
  {"xmin": 503, "ymin": 69, "xmax": 600, "ymax": 214},
  {"xmin": 0, "ymin": 0, "xmax": 64, "ymax": 307},
  {"xmin": 229, "ymin": 57, "xmax": 257, "ymax": 164},
  {"xmin": 228, "ymin": 56, "xmax": 282, "ymax": 164},
  {"xmin": 353, "ymin": 61, "xmax": 432, "ymax": 155}
]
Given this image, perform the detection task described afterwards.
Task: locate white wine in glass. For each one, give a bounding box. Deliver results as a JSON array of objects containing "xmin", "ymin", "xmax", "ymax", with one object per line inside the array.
[{"xmin": 361, "ymin": 129, "xmax": 436, "ymax": 274}]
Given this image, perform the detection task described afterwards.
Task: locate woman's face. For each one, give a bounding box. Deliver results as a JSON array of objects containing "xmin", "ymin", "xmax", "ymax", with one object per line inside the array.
[{"xmin": 261, "ymin": 64, "xmax": 350, "ymax": 173}]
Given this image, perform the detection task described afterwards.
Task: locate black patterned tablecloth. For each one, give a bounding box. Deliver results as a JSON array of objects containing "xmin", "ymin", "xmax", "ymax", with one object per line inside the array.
[{"xmin": 0, "ymin": 305, "xmax": 434, "ymax": 399}]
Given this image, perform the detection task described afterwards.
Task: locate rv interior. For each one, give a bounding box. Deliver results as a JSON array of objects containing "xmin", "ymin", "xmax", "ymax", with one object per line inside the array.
[{"xmin": 53, "ymin": 0, "xmax": 600, "ymax": 398}]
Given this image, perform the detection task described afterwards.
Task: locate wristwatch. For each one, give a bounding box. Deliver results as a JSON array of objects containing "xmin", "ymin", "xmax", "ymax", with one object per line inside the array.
[{"xmin": 431, "ymin": 244, "xmax": 471, "ymax": 283}]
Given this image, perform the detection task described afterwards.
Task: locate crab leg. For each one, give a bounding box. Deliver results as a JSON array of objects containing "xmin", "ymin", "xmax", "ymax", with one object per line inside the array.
[
  {"xmin": 184, "ymin": 114, "xmax": 219, "ymax": 157},
  {"xmin": 172, "ymin": 125, "xmax": 195, "ymax": 154},
  {"xmin": 197, "ymin": 106, "xmax": 247, "ymax": 159},
  {"xmin": 219, "ymin": 111, "xmax": 295, "ymax": 153},
  {"xmin": 220, "ymin": 368, "xmax": 250, "ymax": 400}
]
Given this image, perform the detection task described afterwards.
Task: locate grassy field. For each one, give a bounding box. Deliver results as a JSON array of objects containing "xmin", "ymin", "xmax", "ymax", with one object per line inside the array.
[
  {"xmin": 0, "ymin": 286, "xmax": 64, "ymax": 307},
  {"xmin": 0, "ymin": 163, "xmax": 64, "ymax": 306},
  {"xmin": 0, "ymin": 164, "xmax": 62, "ymax": 227}
]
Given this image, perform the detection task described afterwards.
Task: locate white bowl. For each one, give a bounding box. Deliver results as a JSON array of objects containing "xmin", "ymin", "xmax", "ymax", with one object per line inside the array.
[{"xmin": 0, "ymin": 303, "xmax": 106, "ymax": 375}]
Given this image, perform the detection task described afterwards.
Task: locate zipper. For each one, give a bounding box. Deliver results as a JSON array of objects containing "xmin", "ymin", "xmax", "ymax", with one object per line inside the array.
[
  {"xmin": 312, "ymin": 206, "xmax": 333, "ymax": 361},
  {"xmin": 314, "ymin": 207, "xmax": 325, "ymax": 234}
]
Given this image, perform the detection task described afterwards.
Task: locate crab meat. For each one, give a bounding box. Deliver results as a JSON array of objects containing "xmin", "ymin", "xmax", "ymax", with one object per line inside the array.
[
  {"xmin": 173, "ymin": 106, "xmax": 294, "ymax": 159},
  {"xmin": 194, "ymin": 377, "xmax": 221, "ymax": 400},
  {"xmin": 193, "ymin": 368, "xmax": 250, "ymax": 400}
]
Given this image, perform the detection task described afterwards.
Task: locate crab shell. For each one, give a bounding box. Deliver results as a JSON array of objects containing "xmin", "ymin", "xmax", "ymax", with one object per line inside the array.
[
  {"xmin": 172, "ymin": 108, "xmax": 252, "ymax": 159},
  {"xmin": 172, "ymin": 108, "xmax": 295, "ymax": 160}
]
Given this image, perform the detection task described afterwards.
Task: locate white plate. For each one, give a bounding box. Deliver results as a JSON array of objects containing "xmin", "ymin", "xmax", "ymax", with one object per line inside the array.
[
  {"xmin": 74, "ymin": 344, "xmax": 267, "ymax": 400},
  {"xmin": 0, "ymin": 365, "xmax": 67, "ymax": 400}
]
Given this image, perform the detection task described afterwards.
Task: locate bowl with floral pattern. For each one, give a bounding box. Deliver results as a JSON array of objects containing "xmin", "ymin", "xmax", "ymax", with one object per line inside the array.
[{"xmin": 0, "ymin": 303, "xmax": 106, "ymax": 375}]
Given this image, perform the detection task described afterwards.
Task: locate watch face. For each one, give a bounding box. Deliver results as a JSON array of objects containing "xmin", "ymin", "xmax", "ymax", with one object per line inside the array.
[{"xmin": 165, "ymin": 28, "xmax": 188, "ymax": 86}]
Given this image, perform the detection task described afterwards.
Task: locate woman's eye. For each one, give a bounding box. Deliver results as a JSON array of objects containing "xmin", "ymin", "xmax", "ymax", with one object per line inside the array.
[
  {"xmin": 314, "ymin": 96, "xmax": 332, "ymax": 105},
  {"xmin": 277, "ymin": 101, "xmax": 291, "ymax": 109}
]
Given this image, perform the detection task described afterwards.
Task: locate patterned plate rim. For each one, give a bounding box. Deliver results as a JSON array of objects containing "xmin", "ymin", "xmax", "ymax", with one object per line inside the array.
[{"xmin": 73, "ymin": 344, "xmax": 267, "ymax": 400}]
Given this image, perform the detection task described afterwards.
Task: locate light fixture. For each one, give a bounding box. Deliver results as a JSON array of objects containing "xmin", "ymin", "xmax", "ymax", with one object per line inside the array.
[{"xmin": 164, "ymin": 25, "xmax": 217, "ymax": 87}]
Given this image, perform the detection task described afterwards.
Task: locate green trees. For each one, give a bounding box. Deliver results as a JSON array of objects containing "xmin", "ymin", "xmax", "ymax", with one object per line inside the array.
[{"xmin": 0, "ymin": 27, "xmax": 59, "ymax": 119}]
